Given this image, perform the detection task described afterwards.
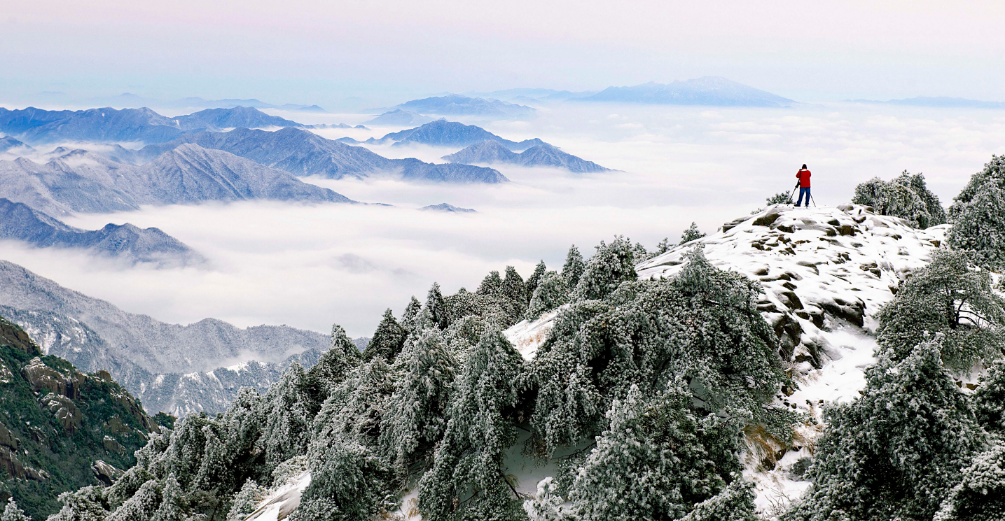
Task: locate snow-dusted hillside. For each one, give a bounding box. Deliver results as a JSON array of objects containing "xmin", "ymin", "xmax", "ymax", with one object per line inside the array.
[{"xmin": 244, "ymin": 204, "xmax": 947, "ymax": 520}]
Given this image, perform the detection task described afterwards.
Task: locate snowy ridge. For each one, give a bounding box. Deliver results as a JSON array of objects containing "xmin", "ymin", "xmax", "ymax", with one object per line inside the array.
[{"xmin": 637, "ymin": 204, "xmax": 945, "ymax": 514}]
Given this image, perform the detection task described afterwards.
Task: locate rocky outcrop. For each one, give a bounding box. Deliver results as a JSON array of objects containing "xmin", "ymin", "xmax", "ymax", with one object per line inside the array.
[
  {"xmin": 21, "ymin": 357, "xmax": 83, "ymax": 399},
  {"xmin": 40, "ymin": 393, "xmax": 83, "ymax": 432},
  {"xmin": 0, "ymin": 317, "xmax": 41, "ymax": 356},
  {"xmin": 91, "ymin": 460, "xmax": 124, "ymax": 486},
  {"xmin": 0, "ymin": 422, "xmax": 18, "ymax": 451}
]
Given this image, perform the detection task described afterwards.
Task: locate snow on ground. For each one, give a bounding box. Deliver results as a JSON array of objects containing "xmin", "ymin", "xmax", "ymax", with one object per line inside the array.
[
  {"xmin": 638, "ymin": 204, "xmax": 945, "ymax": 515},
  {"xmin": 504, "ymin": 307, "xmax": 564, "ymax": 360},
  {"xmin": 245, "ymin": 472, "xmax": 312, "ymax": 521}
]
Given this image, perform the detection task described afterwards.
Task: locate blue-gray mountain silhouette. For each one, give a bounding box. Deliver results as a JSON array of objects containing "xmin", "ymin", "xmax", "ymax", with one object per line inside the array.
[
  {"xmin": 364, "ymin": 109, "xmax": 433, "ymax": 126},
  {"xmin": 344, "ymin": 120, "xmax": 546, "ymax": 151},
  {"xmin": 0, "ymin": 198, "xmax": 203, "ymax": 266},
  {"xmin": 138, "ymin": 127, "xmax": 507, "ymax": 183},
  {"xmin": 420, "ymin": 203, "xmax": 476, "ymax": 213},
  {"xmin": 0, "ymin": 144, "xmax": 353, "ymax": 216},
  {"xmin": 442, "ymin": 140, "xmax": 611, "ymax": 173},
  {"xmin": 581, "ymin": 77, "xmax": 793, "ymax": 107},
  {"xmin": 0, "ymin": 136, "xmax": 32, "ymax": 154},
  {"xmin": 0, "ymin": 106, "xmax": 307, "ymax": 144},
  {"xmin": 396, "ymin": 94, "xmax": 535, "ymax": 118}
]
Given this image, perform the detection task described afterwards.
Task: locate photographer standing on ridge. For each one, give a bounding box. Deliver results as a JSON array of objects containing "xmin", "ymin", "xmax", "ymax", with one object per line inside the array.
[{"xmin": 795, "ymin": 164, "xmax": 812, "ymax": 207}]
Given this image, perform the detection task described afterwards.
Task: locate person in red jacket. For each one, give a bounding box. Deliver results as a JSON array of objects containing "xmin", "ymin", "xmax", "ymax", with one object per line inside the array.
[{"xmin": 795, "ymin": 164, "xmax": 812, "ymax": 207}]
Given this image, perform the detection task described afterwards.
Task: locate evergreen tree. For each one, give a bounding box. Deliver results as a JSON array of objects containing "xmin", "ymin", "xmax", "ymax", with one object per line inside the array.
[
  {"xmin": 680, "ymin": 222, "xmax": 705, "ymax": 244},
  {"xmin": 2, "ymin": 499, "xmax": 29, "ymax": 521},
  {"xmin": 679, "ymin": 481, "xmax": 758, "ymax": 521},
  {"xmin": 876, "ymin": 250, "xmax": 1005, "ymax": 372},
  {"xmin": 380, "ymin": 329, "xmax": 457, "ymax": 479},
  {"xmin": 561, "ymin": 246, "xmax": 585, "ymax": 290},
  {"xmin": 226, "ymin": 480, "xmax": 268, "ymax": 521},
  {"xmin": 651, "ymin": 237, "xmax": 674, "ymax": 258},
  {"xmin": 524, "ymin": 261, "xmax": 548, "ymax": 305},
  {"xmin": 47, "ymin": 487, "xmax": 109, "ymax": 521},
  {"xmin": 257, "ymin": 362, "xmax": 319, "ymax": 470},
  {"xmin": 572, "ymin": 237, "xmax": 637, "ymax": 301},
  {"xmin": 974, "ymin": 358, "xmax": 1005, "ymax": 433},
  {"xmin": 766, "ymin": 192, "xmax": 792, "ymax": 205},
  {"xmin": 363, "ymin": 308, "xmax": 408, "ymax": 362},
  {"xmin": 425, "ymin": 283, "xmax": 449, "ymax": 330},
  {"xmin": 150, "ymin": 474, "xmax": 189, "ymax": 521},
  {"xmin": 309, "ymin": 324, "xmax": 363, "ymax": 393},
  {"xmin": 852, "ymin": 172, "xmax": 946, "ymax": 228},
  {"xmin": 291, "ymin": 438, "xmax": 395, "ymax": 521},
  {"xmin": 477, "ymin": 271, "xmax": 504, "ymax": 296},
  {"xmin": 567, "ymin": 383, "xmax": 745, "ymax": 521},
  {"xmin": 526, "ymin": 272, "xmax": 570, "ymax": 321},
  {"xmin": 417, "ymin": 328, "xmax": 525, "ymax": 521},
  {"xmin": 501, "ymin": 266, "xmax": 528, "ymax": 317},
  {"xmin": 401, "ymin": 296, "xmax": 423, "ymax": 332},
  {"xmin": 948, "ymin": 155, "xmax": 1005, "ymax": 269},
  {"xmin": 311, "ymin": 359, "xmax": 394, "ymax": 447},
  {"xmin": 784, "ymin": 341, "xmax": 985, "ymax": 521},
  {"xmin": 106, "ymin": 480, "xmax": 162, "ymax": 521},
  {"xmin": 933, "ymin": 442, "xmax": 1005, "ymax": 521},
  {"xmin": 523, "ymin": 478, "xmax": 568, "ymax": 521}
]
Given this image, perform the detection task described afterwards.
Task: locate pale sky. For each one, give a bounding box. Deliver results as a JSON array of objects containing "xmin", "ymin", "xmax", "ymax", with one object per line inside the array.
[{"xmin": 2, "ymin": 0, "xmax": 1005, "ymax": 108}]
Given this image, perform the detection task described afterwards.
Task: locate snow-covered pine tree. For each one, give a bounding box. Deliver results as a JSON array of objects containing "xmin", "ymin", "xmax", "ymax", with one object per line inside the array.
[
  {"xmin": 766, "ymin": 192, "xmax": 792, "ymax": 205},
  {"xmin": 106, "ymin": 480, "xmax": 162, "ymax": 521},
  {"xmin": 363, "ymin": 308, "xmax": 408, "ymax": 362},
  {"xmin": 149, "ymin": 474, "xmax": 189, "ymax": 521},
  {"xmin": 852, "ymin": 172, "xmax": 946, "ymax": 228},
  {"xmin": 417, "ymin": 328, "xmax": 526, "ymax": 521},
  {"xmin": 226, "ymin": 480, "xmax": 268, "ymax": 521},
  {"xmin": 948, "ymin": 155, "xmax": 1005, "ymax": 270},
  {"xmin": 426, "ymin": 283, "xmax": 450, "ymax": 330},
  {"xmin": 104, "ymin": 467, "xmax": 156, "ymax": 511},
  {"xmin": 501, "ymin": 266, "xmax": 528, "ymax": 318},
  {"xmin": 571, "ymin": 236, "xmax": 637, "ymax": 301},
  {"xmin": 311, "ymin": 358, "xmax": 395, "ymax": 448},
  {"xmin": 933, "ymin": 441, "xmax": 1005, "ymax": 521},
  {"xmin": 567, "ymin": 383, "xmax": 746, "ymax": 521},
  {"xmin": 974, "ymin": 358, "xmax": 1005, "ymax": 433},
  {"xmin": 401, "ymin": 296, "xmax": 423, "ymax": 332},
  {"xmin": 525, "ymin": 271, "xmax": 570, "ymax": 321},
  {"xmin": 678, "ymin": 480, "xmax": 758, "ymax": 521},
  {"xmin": 47, "ymin": 487, "xmax": 110, "ymax": 521},
  {"xmin": 379, "ymin": 329, "xmax": 457, "ymax": 480},
  {"xmin": 291, "ymin": 438, "xmax": 395, "ymax": 521},
  {"xmin": 784, "ymin": 340, "xmax": 985, "ymax": 521},
  {"xmin": 1, "ymin": 499, "xmax": 29, "ymax": 521},
  {"xmin": 477, "ymin": 271, "xmax": 504, "ymax": 297},
  {"xmin": 679, "ymin": 222, "xmax": 705, "ymax": 244},
  {"xmin": 651, "ymin": 237, "xmax": 674, "ymax": 258},
  {"xmin": 309, "ymin": 324, "xmax": 363, "ymax": 394},
  {"xmin": 876, "ymin": 250, "xmax": 1005, "ymax": 372},
  {"xmin": 631, "ymin": 241, "xmax": 648, "ymax": 263},
  {"xmin": 524, "ymin": 261, "xmax": 548, "ymax": 305},
  {"xmin": 523, "ymin": 478, "xmax": 568, "ymax": 521},
  {"xmin": 257, "ymin": 362, "xmax": 320, "ymax": 470},
  {"xmin": 561, "ymin": 246, "xmax": 585, "ymax": 290}
]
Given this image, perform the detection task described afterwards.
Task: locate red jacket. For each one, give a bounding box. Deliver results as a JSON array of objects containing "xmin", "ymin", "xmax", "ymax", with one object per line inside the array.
[{"xmin": 796, "ymin": 169, "xmax": 811, "ymax": 187}]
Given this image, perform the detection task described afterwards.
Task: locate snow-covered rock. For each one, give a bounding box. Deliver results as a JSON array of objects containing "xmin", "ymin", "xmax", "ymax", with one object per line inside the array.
[{"xmin": 244, "ymin": 472, "xmax": 312, "ymax": 521}]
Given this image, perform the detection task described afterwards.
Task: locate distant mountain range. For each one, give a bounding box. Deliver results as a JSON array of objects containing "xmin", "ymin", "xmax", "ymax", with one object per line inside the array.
[
  {"xmin": 849, "ymin": 96, "xmax": 1005, "ymax": 109},
  {"xmin": 139, "ymin": 127, "xmax": 508, "ymax": 183},
  {"xmin": 43, "ymin": 92, "xmax": 328, "ymax": 112},
  {"xmin": 341, "ymin": 120, "xmax": 546, "ymax": 151},
  {"xmin": 393, "ymin": 95, "xmax": 536, "ymax": 118},
  {"xmin": 465, "ymin": 88, "xmax": 598, "ymax": 103},
  {"xmin": 0, "ymin": 260, "xmax": 333, "ymax": 415},
  {"xmin": 0, "ymin": 136, "xmax": 32, "ymax": 154},
  {"xmin": 364, "ymin": 109, "xmax": 434, "ymax": 126},
  {"xmin": 0, "ymin": 198, "xmax": 202, "ymax": 267},
  {"xmin": 420, "ymin": 203, "xmax": 476, "ymax": 213},
  {"xmin": 443, "ymin": 140, "xmax": 611, "ymax": 173},
  {"xmin": 0, "ymin": 144, "xmax": 353, "ymax": 216},
  {"xmin": 0, "ymin": 106, "xmax": 310, "ymax": 144},
  {"xmin": 581, "ymin": 77, "xmax": 793, "ymax": 107}
]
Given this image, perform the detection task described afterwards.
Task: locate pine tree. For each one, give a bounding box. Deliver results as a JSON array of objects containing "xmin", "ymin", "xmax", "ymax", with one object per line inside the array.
[
  {"xmin": 974, "ymin": 358, "xmax": 1005, "ymax": 433},
  {"xmin": 876, "ymin": 250, "xmax": 1005, "ymax": 372},
  {"xmin": 852, "ymin": 172, "xmax": 946, "ymax": 228},
  {"xmin": 291, "ymin": 438, "xmax": 395, "ymax": 521},
  {"xmin": 417, "ymin": 328, "xmax": 525, "ymax": 521},
  {"xmin": 523, "ymin": 478, "xmax": 569, "ymax": 521},
  {"xmin": 150, "ymin": 474, "xmax": 188, "ymax": 521},
  {"xmin": 477, "ymin": 271, "xmax": 504, "ymax": 296},
  {"xmin": 311, "ymin": 358, "xmax": 394, "ymax": 448},
  {"xmin": 226, "ymin": 480, "xmax": 268, "ymax": 521},
  {"xmin": 948, "ymin": 155, "xmax": 1005, "ymax": 269},
  {"xmin": 526, "ymin": 271, "xmax": 570, "ymax": 321},
  {"xmin": 571, "ymin": 237, "xmax": 637, "ymax": 301},
  {"xmin": 784, "ymin": 341, "xmax": 985, "ymax": 521},
  {"xmin": 309, "ymin": 324, "xmax": 363, "ymax": 393},
  {"xmin": 106, "ymin": 480, "xmax": 162, "ymax": 521},
  {"xmin": 257, "ymin": 362, "xmax": 319, "ymax": 470},
  {"xmin": 766, "ymin": 192, "xmax": 792, "ymax": 205},
  {"xmin": 1, "ymin": 499, "xmax": 30, "ymax": 521},
  {"xmin": 524, "ymin": 261, "xmax": 548, "ymax": 305},
  {"xmin": 652, "ymin": 237, "xmax": 674, "ymax": 258},
  {"xmin": 379, "ymin": 329, "xmax": 457, "ymax": 479},
  {"xmin": 425, "ymin": 283, "xmax": 449, "ymax": 330},
  {"xmin": 679, "ymin": 481, "xmax": 758, "ymax": 521},
  {"xmin": 47, "ymin": 487, "xmax": 109, "ymax": 521},
  {"xmin": 567, "ymin": 383, "xmax": 745, "ymax": 521},
  {"xmin": 680, "ymin": 222, "xmax": 705, "ymax": 244},
  {"xmin": 501, "ymin": 266, "xmax": 528, "ymax": 318},
  {"xmin": 401, "ymin": 296, "xmax": 423, "ymax": 332},
  {"xmin": 561, "ymin": 246, "xmax": 585, "ymax": 290},
  {"xmin": 363, "ymin": 309, "xmax": 408, "ymax": 362},
  {"xmin": 933, "ymin": 442, "xmax": 1005, "ymax": 521}
]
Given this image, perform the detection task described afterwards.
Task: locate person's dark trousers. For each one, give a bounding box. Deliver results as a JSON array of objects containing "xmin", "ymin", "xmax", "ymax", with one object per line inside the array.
[{"xmin": 796, "ymin": 187, "xmax": 811, "ymax": 206}]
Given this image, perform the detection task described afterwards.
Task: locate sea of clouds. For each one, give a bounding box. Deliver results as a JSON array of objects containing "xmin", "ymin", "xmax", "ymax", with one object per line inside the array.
[{"xmin": 2, "ymin": 102, "xmax": 1003, "ymax": 337}]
